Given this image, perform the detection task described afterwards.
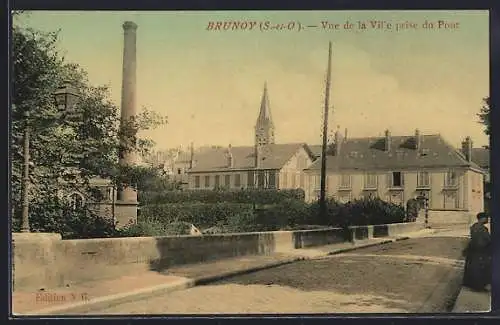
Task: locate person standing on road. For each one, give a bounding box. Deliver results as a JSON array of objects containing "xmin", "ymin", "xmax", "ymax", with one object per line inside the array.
[{"xmin": 463, "ymin": 212, "xmax": 491, "ymax": 291}]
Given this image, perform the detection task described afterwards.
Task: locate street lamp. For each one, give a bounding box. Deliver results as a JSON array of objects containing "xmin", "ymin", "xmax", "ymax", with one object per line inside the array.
[
  {"xmin": 19, "ymin": 110, "xmax": 31, "ymax": 233},
  {"xmin": 54, "ymin": 82, "xmax": 80, "ymax": 116},
  {"xmin": 19, "ymin": 81, "xmax": 80, "ymax": 233}
]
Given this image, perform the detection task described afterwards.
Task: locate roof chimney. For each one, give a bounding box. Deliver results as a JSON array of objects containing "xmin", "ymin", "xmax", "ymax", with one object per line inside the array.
[
  {"xmin": 415, "ymin": 129, "xmax": 422, "ymax": 151},
  {"xmin": 226, "ymin": 144, "xmax": 234, "ymax": 168},
  {"xmin": 461, "ymin": 136, "xmax": 473, "ymax": 162},
  {"xmin": 344, "ymin": 128, "xmax": 348, "ymax": 142},
  {"xmin": 384, "ymin": 129, "xmax": 391, "ymax": 151},
  {"xmin": 334, "ymin": 126, "xmax": 342, "ymax": 156},
  {"xmin": 189, "ymin": 142, "xmax": 195, "ymax": 169}
]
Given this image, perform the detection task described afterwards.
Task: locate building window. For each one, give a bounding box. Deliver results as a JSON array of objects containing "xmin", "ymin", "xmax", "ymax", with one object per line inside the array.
[
  {"xmin": 299, "ymin": 173, "xmax": 305, "ymax": 188},
  {"xmin": 68, "ymin": 192, "xmax": 85, "ymax": 210},
  {"xmin": 269, "ymin": 171, "xmax": 276, "ymax": 188},
  {"xmin": 282, "ymin": 172, "xmax": 288, "ymax": 188},
  {"xmin": 311, "ymin": 175, "xmax": 320, "ymax": 190},
  {"xmin": 177, "ymin": 168, "xmax": 182, "ymax": 175},
  {"xmin": 291, "ymin": 173, "xmax": 297, "ymax": 188},
  {"xmin": 247, "ymin": 171, "xmax": 255, "ymax": 188},
  {"xmin": 340, "ymin": 174, "xmax": 351, "ymax": 189},
  {"xmin": 445, "ymin": 170, "xmax": 458, "ymax": 187},
  {"xmin": 389, "ymin": 172, "xmax": 404, "ymax": 188},
  {"xmin": 116, "ymin": 185, "xmax": 123, "ymax": 201},
  {"xmin": 194, "ymin": 176, "xmax": 200, "ymax": 188},
  {"xmin": 224, "ymin": 175, "xmax": 231, "ymax": 188},
  {"xmin": 234, "ymin": 174, "xmax": 241, "ymax": 187},
  {"xmin": 204, "ymin": 175, "xmax": 210, "ymax": 188},
  {"xmin": 364, "ymin": 173, "xmax": 377, "ymax": 189},
  {"xmin": 214, "ymin": 175, "xmax": 220, "ymax": 187},
  {"xmin": 417, "ymin": 171, "xmax": 430, "ymax": 188},
  {"xmin": 444, "ymin": 191, "xmax": 459, "ymax": 209},
  {"xmin": 257, "ymin": 171, "xmax": 265, "ymax": 188}
]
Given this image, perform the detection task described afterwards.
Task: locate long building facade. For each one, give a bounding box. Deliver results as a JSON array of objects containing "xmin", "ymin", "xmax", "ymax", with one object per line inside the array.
[{"xmin": 305, "ymin": 130, "xmax": 485, "ymax": 215}]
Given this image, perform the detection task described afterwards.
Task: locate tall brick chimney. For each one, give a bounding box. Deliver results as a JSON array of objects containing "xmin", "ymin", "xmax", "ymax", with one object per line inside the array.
[{"xmin": 115, "ymin": 21, "xmax": 139, "ymax": 227}]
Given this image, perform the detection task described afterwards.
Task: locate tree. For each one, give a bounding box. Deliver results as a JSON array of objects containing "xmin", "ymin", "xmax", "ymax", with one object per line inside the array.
[
  {"xmin": 478, "ymin": 96, "xmax": 490, "ymax": 137},
  {"xmin": 11, "ymin": 19, "xmax": 167, "ymax": 233}
]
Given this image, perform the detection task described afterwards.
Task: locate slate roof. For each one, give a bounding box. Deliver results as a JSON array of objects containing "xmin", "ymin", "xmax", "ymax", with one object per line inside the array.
[
  {"xmin": 471, "ymin": 147, "xmax": 489, "ymax": 169},
  {"xmin": 305, "ymin": 134, "xmax": 483, "ymax": 172},
  {"xmin": 188, "ymin": 143, "xmax": 313, "ymax": 173}
]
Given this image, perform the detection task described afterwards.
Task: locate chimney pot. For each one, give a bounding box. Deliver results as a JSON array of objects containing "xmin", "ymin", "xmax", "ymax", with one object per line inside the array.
[
  {"xmin": 415, "ymin": 129, "xmax": 421, "ymax": 151},
  {"xmin": 334, "ymin": 127, "xmax": 342, "ymax": 156},
  {"xmin": 384, "ymin": 129, "xmax": 391, "ymax": 151},
  {"xmin": 462, "ymin": 136, "xmax": 473, "ymax": 162}
]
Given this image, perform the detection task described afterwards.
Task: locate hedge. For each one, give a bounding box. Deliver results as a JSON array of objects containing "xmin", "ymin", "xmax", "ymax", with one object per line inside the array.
[
  {"xmin": 139, "ymin": 202, "xmax": 254, "ymax": 228},
  {"xmin": 137, "ymin": 197, "xmax": 407, "ymax": 235},
  {"xmin": 139, "ymin": 188, "xmax": 305, "ymax": 205}
]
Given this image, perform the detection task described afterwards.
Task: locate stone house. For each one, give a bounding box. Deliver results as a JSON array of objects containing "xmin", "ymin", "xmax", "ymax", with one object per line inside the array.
[{"xmin": 304, "ymin": 129, "xmax": 485, "ymax": 216}]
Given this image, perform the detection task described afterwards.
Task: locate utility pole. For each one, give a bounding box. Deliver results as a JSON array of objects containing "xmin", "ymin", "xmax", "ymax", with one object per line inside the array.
[{"xmin": 319, "ymin": 41, "xmax": 333, "ymax": 221}]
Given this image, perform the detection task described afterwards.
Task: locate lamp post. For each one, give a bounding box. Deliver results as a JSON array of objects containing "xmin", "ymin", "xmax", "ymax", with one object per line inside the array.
[
  {"xmin": 20, "ymin": 110, "xmax": 31, "ymax": 232},
  {"xmin": 19, "ymin": 82, "xmax": 80, "ymax": 233}
]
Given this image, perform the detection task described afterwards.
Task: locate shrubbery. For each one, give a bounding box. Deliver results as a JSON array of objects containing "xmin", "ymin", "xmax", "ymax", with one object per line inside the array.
[
  {"xmin": 139, "ymin": 202, "xmax": 254, "ymax": 228},
  {"xmin": 12, "ymin": 196, "xmax": 117, "ymax": 239},
  {"xmin": 139, "ymin": 188, "xmax": 305, "ymax": 205},
  {"xmin": 16, "ymin": 189, "xmax": 408, "ymax": 239},
  {"xmin": 134, "ymin": 195, "xmax": 407, "ymax": 236}
]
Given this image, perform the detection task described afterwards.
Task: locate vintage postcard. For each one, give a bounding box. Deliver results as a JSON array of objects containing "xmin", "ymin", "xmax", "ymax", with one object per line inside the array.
[{"xmin": 10, "ymin": 10, "xmax": 491, "ymax": 316}]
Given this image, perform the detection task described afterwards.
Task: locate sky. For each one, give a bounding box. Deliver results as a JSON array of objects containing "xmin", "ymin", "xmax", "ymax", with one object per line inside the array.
[{"xmin": 14, "ymin": 10, "xmax": 489, "ymax": 151}]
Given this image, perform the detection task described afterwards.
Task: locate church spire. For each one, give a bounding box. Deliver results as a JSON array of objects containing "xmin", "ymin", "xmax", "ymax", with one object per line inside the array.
[
  {"xmin": 258, "ymin": 82, "xmax": 272, "ymax": 122},
  {"xmin": 255, "ymin": 82, "xmax": 275, "ymax": 147}
]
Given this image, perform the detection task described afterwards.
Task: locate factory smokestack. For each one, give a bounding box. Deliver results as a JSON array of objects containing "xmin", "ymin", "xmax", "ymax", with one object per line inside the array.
[{"xmin": 116, "ymin": 21, "xmax": 139, "ymax": 227}]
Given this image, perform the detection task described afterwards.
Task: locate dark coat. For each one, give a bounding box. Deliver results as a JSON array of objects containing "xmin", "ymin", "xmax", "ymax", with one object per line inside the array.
[{"xmin": 463, "ymin": 222, "xmax": 491, "ymax": 290}]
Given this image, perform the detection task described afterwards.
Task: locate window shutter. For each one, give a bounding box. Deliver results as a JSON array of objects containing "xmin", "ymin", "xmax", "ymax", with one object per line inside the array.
[
  {"xmin": 386, "ymin": 173, "xmax": 392, "ymax": 188},
  {"xmin": 401, "ymin": 172, "xmax": 405, "ymax": 186}
]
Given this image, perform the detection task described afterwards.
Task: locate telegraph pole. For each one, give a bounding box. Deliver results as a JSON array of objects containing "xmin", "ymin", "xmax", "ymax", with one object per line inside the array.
[{"xmin": 319, "ymin": 41, "xmax": 333, "ymax": 221}]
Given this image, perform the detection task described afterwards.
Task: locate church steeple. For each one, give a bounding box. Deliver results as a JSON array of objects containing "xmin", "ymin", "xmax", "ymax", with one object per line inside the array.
[{"xmin": 255, "ymin": 82, "xmax": 275, "ymax": 147}]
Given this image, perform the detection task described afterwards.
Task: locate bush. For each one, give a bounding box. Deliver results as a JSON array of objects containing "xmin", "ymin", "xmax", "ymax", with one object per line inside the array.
[
  {"xmin": 337, "ymin": 197, "xmax": 405, "ymax": 226},
  {"xmin": 116, "ymin": 220, "xmax": 192, "ymax": 237},
  {"xmin": 139, "ymin": 188, "xmax": 305, "ymax": 205},
  {"xmin": 139, "ymin": 202, "xmax": 254, "ymax": 228},
  {"xmin": 255, "ymin": 199, "xmax": 311, "ymax": 231},
  {"xmin": 224, "ymin": 209, "xmax": 262, "ymax": 233},
  {"xmin": 16, "ymin": 196, "xmax": 117, "ymax": 239}
]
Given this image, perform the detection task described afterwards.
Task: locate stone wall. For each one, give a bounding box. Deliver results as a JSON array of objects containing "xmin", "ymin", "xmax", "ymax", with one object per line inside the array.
[
  {"xmin": 12, "ymin": 222, "xmax": 423, "ymax": 292},
  {"xmin": 427, "ymin": 210, "xmax": 475, "ymax": 226}
]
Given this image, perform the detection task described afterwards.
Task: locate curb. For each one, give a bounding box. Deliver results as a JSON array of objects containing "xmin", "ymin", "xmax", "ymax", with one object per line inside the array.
[
  {"xmin": 193, "ymin": 257, "xmax": 305, "ymax": 286},
  {"xmin": 326, "ymin": 236, "xmax": 410, "ymax": 256},
  {"xmin": 417, "ymin": 260, "xmax": 465, "ymax": 313},
  {"xmin": 23, "ymin": 233, "xmax": 420, "ymax": 315}
]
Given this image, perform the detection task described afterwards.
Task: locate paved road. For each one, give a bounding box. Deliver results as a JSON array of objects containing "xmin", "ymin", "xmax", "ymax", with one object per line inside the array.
[{"xmin": 91, "ymin": 227, "xmax": 469, "ymax": 314}]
